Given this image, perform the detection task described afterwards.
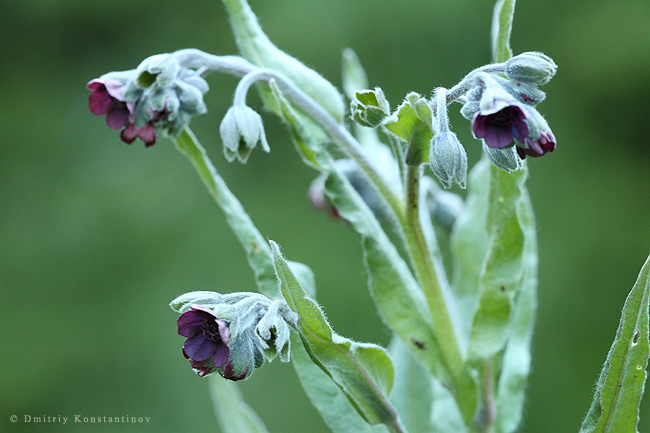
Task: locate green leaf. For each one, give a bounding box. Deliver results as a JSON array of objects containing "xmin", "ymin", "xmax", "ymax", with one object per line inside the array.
[
  {"xmin": 342, "ymin": 48, "xmax": 369, "ymax": 100},
  {"xmin": 388, "ymin": 335, "xmax": 435, "ymax": 433},
  {"xmin": 451, "ymin": 158, "xmax": 528, "ymax": 362},
  {"xmin": 324, "ymin": 167, "xmax": 453, "ymax": 385},
  {"xmin": 494, "ymin": 193, "xmax": 538, "ymax": 433},
  {"xmin": 209, "ymin": 376, "xmax": 270, "ymax": 433},
  {"xmin": 175, "ymin": 128, "xmax": 317, "ymax": 300},
  {"xmin": 174, "ymin": 129, "xmax": 278, "ymax": 298},
  {"xmin": 268, "ymin": 80, "xmax": 328, "ymax": 170},
  {"xmin": 491, "ymin": 0, "xmax": 516, "ymax": 63},
  {"xmin": 579, "ymin": 255, "xmax": 650, "ymax": 433},
  {"xmin": 221, "ymin": 0, "xmax": 344, "ymax": 122},
  {"xmin": 291, "ymin": 334, "xmax": 389, "ymax": 433},
  {"xmin": 383, "ymin": 92, "xmax": 433, "ymax": 165},
  {"xmin": 270, "ymin": 241, "xmax": 399, "ymax": 427}
]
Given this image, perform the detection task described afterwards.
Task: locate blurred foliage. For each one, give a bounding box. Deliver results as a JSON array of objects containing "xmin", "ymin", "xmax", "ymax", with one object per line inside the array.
[{"xmin": 1, "ymin": 0, "xmax": 650, "ymax": 432}]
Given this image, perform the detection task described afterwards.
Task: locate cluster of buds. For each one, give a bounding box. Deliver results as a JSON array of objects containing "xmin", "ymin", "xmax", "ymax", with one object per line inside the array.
[
  {"xmin": 87, "ymin": 53, "xmax": 209, "ymax": 147},
  {"xmin": 170, "ymin": 291, "xmax": 297, "ymax": 380},
  {"xmin": 346, "ymin": 51, "xmax": 557, "ymax": 189}
]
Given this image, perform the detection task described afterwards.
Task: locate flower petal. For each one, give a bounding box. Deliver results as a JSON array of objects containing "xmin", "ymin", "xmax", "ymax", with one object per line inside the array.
[
  {"xmin": 88, "ymin": 90, "xmax": 112, "ymax": 116},
  {"xmin": 212, "ymin": 344, "xmax": 230, "ymax": 368},
  {"xmin": 105, "ymin": 102, "xmax": 129, "ymax": 129},
  {"xmin": 177, "ymin": 311, "xmax": 205, "ymax": 338},
  {"xmin": 184, "ymin": 334, "xmax": 217, "ymax": 362}
]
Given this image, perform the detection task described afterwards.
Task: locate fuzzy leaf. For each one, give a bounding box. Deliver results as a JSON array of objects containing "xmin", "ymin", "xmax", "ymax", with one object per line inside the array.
[
  {"xmin": 494, "ymin": 192, "xmax": 538, "ymax": 433},
  {"xmin": 491, "ymin": 0, "xmax": 516, "ymax": 63},
  {"xmin": 323, "ymin": 167, "xmax": 453, "ymax": 385},
  {"xmin": 209, "ymin": 377, "xmax": 269, "ymax": 433},
  {"xmin": 389, "ymin": 336, "xmax": 436, "ymax": 433},
  {"xmin": 342, "ymin": 48, "xmax": 369, "ymax": 100},
  {"xmin": 268, "ymin": 80, "xmax": 327, "ymax": 170},
  {"xmin": 451, "ymin": 158, "xmax": 528, "ymax": 362},
  {"xmin": 271, "ymin": 241, "xmax": 399, "ymax": 426},
  {"xmin": 291, "ymin": 334, "xmax": 389, "ymax": 433},
  {"xmin": 579, "ymin": 255, "xmax": 650, "ymax": 433},
  {"xmin": 175, "ymin": 129, "xmax": 278, "ymax": 298},
  {"xmin": 222, "ymin": 0, "xmax": 344, "ymax": 122},
  {"xmin": 383, "ymin": 93, "xmax": 433, "ymax": 165}
]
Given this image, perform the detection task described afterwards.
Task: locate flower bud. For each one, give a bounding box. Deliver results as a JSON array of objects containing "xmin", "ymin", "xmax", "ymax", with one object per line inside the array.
[
  {"xmin": 219, "ymin": 105, "xmax": 270, "ymax": 163},
  {"xmin": 493, "ymin": 75, "xmax": 546, "ymax": 106},
  {"xmin": 350, "ymin": 88, "xmax": 390, "ymax": 128},
  {"xmin": 505, "ymin": 52, "xmax": 557, "ymax": 85},
  {"xmin": 483, "ymin": 144, "xmax": 525, "ymax": 172},
  {"xmin": 429, "ymin": 131, "xmax": 468, "ymax": 189},
  {"xmin": 430, "ymin": 87, "xmax": 467, "ymax": 188}
]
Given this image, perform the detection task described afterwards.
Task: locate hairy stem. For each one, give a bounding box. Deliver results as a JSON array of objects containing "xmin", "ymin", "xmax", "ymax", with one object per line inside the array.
[{"xmin": 405, "ymin": 165, "xmax": 463, "ymax": 378}]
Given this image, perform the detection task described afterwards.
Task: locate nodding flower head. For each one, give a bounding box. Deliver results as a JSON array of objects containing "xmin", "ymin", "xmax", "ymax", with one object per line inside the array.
[
  {"xmin": 87, "ymin": 53, "xmax": 209, "ymax": 147},
  {"xmin": 171, "ymin": 291, "xmax": 296, "ymax": 381},
  {"xmin": 87, "ymin": 71, "xmax": 158, "ymax": 147}
]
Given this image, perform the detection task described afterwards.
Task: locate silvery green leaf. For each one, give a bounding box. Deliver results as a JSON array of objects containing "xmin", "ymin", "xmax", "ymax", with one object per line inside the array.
[
  {"xmin": 323, "ymin": 166, "xmax": 453, "ymax": 385},
  {"xmin": 175, "ymin": 129, "xmax": 279, "ymax": 298},
  {"xmin": 451, "ymin": 157, "xmax": 529, "ymax": 362},
  {"xmin": 342, "ymin": 48, "xmax": 369, "ymax": 100},
  {"xmin": 271, "ymin": 241, "xmax": 400, "ymax": 427},
  {"xmin": 291, "ymin": 334, "xmax": 388, "ymax": 433},
  {"xmin": 579, "ymin": 255, "xmax": 650, "ymax": 433},
  {"xmin": 388, "ymin": 335, "xmax": 435, "ymax": 433},
  {"xmin": 209, "ymin": 376, "xmax": 269, "ymax": 433},
  {"xmin": 222, "ymin": 0, "xmax": 344, "ymax": 122},
  {"xmin": 491, "ymin": 0, "xmax": 516, "ymax": 63},
  {"xmin": 494, "ymin": 192, "xmax": 537, "ymax": 433}
]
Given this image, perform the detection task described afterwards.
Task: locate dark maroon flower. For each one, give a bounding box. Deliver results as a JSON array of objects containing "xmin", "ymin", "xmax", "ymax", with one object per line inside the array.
[
  {"xmin": 516, "ymin": 130, "xmax": 556, "ymax": 159},
  {"xmin": 87, "ymin": 77, "xmax": 158, "ymax": 147},
  {"xmin": 177, "ymin": 305, "xmax": 230, "ymax": 377},
  {"xmin": 472, "ymin": 99, "xmax": 530, "ymax": 149}
]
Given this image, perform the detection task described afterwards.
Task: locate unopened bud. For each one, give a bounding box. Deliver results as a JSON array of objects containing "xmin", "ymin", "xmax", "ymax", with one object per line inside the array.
[
  {"xmin": 505, "ymin": 52, "xmax": 557, "ymax": 85},
  {"xmin": 219, "ymin": 105, "xmax": 270, "ymax": 163},
  {"xmin": 430, "ymin": 131, "xmax": 468, "ymax": 189}
]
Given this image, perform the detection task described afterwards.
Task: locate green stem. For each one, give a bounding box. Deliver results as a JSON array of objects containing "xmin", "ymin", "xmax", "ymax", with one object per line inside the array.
[
  {"xmin": 405, "ymin": 165, "xmax": 463, "ymax": 379},
  {"xmin": 173, "ymin": 128, "xmax": 278, "ymax": 298}
]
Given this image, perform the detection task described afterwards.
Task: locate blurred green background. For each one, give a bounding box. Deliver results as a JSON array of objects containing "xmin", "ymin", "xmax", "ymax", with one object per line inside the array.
[{"xmin": 2, "ymin": 0, "xmax": 650, "ymax": 432}]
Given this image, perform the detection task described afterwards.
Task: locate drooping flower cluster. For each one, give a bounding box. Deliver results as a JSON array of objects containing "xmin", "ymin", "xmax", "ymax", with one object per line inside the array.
[
  {"xmin": 462, "ymin": 52, "xmax": 557, "ymax": 160},
  {"xmin": 170, "ymin": 291, "xmax": 296, "ymax": 380},
  {"xmin": 87, "ymin": 53, "xmax": 209, "ymax": 147}
]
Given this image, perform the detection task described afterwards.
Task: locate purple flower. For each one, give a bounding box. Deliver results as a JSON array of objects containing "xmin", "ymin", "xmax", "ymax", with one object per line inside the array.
[
  {"xmin": 177, "ymin": 305, "xmax": 230, "ymax": 377},
  {"xmin": 472, "ymin": 99, "xmax": 530, "ymax": 149},
  {"xmin": 516, "ymin": 129, "xmax": 556, "ymax": 159},
  {"xmin": 87, "ymin": 78, "xmax": 158, "ymax": 147}
]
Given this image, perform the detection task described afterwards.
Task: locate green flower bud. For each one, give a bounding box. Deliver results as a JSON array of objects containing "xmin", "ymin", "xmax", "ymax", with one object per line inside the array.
[
  {"xmin": 350, "ymin": 88, "xmax": 390, "ymax": 128},
  {"xmin": 219, "ymin": 105, "xmax": 270, "ymax": 163},
  {"xmin": 505, "ymin": 51, "xmax": 557, "ymax": 85},
  {"xmin": 483, "ymin": 144, "xmax": 524, "ymax": 172},
  {"xmin": 430, "ymin": 131, "xmax": 468, "ymax": 189}
]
